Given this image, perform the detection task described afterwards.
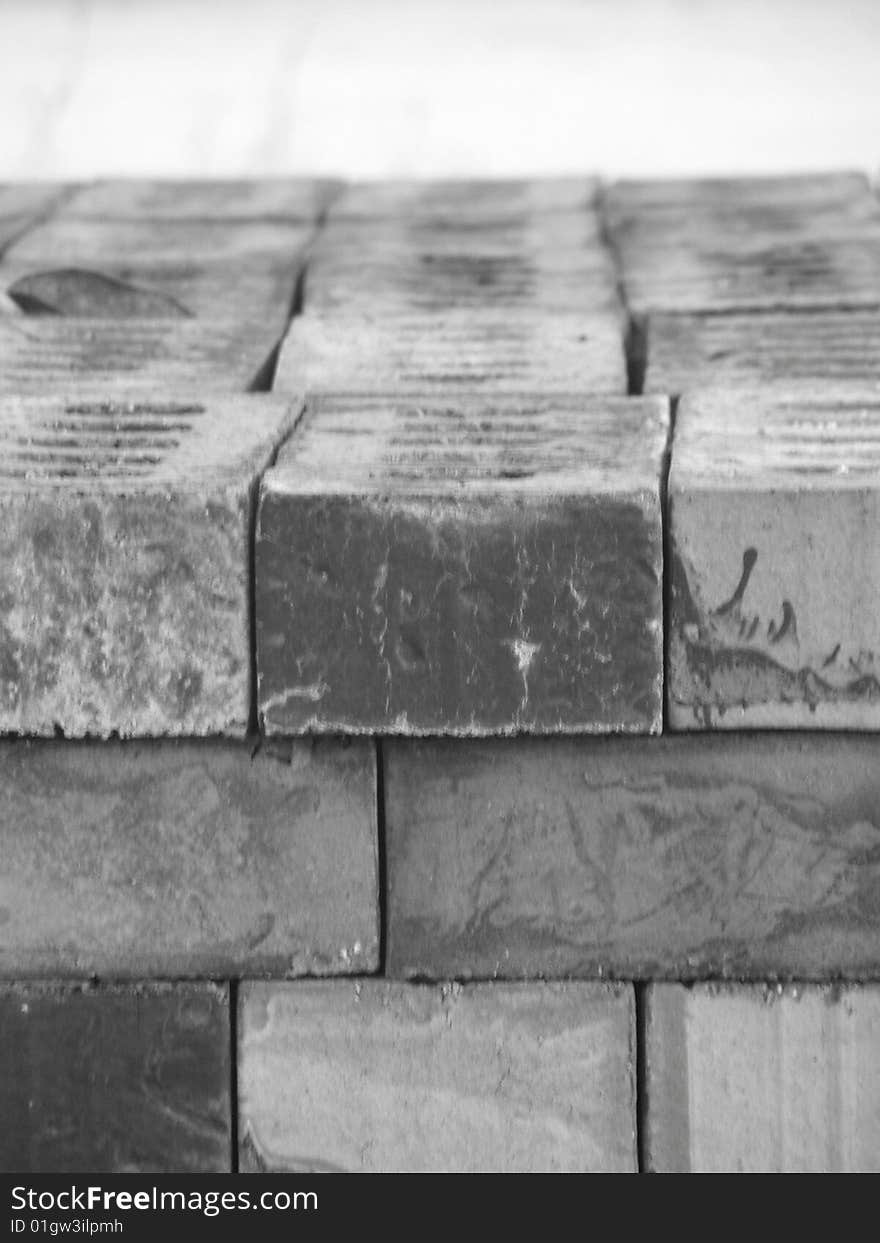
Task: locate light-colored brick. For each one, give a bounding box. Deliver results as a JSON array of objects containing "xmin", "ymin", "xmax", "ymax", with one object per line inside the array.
[
  {"xmin": 239, "ymin": 981, "xmax": 636, "ymax": 1173},
  {"xmin": 669, "ymin": 385, "xmax": 880, "ymax": 728},
  {"xmin": 646, "ymin": 984, "xmax": 880, "ymax": 1172},
  {"xmin": 605, "ymin": 173, "xmax": 880, "ymax": 314},
  {"xmin": 65, "ymin": 177, "xmax": 340, "ymax": 221},
  {"xmin": 0, "ymin": 392, "xmax": 298, "ymax": 736},
  {"xmin": 643, "ymin": 309, "xmax": 880, "ymax": 393}
]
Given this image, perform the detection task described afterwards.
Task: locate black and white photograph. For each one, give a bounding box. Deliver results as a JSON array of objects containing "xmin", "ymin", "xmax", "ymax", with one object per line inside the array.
[{"xmin": 0, "ymin": 0, "xmax": 878, "ymax": 1205}]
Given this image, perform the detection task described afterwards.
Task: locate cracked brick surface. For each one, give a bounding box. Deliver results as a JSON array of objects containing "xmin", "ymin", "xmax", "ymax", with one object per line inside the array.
[
  {"xmin": 256, "ymin": 393, "xmax": 667, "ymax": 735},
  {"xmin": 239, "ymin": 980, "xmax": 636, "ymax": 1173}
]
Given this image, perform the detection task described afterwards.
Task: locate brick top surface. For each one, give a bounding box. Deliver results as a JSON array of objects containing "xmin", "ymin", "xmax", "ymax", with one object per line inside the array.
[
  {"xmin": 0, "ymin": 393, "xmax": 298, "ymax": 491},
  {"xmin": 671, "ymin": 386, "xmax": 880, "ymax": 489},
  {"xmin": 328, "ymin": 177, "xmax": 599, "ymax": 220},
  {"xmin": 269, "ymin": 393, "xmax": 669, "ymax": 496},
  {"xmin": 64, "ymin": 177, "xmax": 341, "ymax": 221},
  {"xmin": 604, "ymin": 172, "xmax": 874, "ymax": 219},
  {"xmin": 644, "ymin": 310, "xmax": 880, "ymax": 392},
  {"xmin": 7, "ymin": 215, "xmax": 312, "ymax": 269}
]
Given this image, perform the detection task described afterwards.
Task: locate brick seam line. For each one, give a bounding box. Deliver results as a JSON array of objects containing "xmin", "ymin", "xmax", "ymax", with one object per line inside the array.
[
  {"xmin": 376, "ymin": 739, "xmax": 388, "ymax": 974},
  {"xmin": 245, "ymin": 186, "xmax": 342, "ymax": 733}
]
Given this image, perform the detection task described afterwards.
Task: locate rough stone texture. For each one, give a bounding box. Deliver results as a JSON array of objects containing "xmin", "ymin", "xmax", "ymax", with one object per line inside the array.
[
  {"xmin": 604, "ymin": 172, "xmax": 880, "ymax": 314},
  {"xmin": 669, "ymin": 386, "xmax": 880, "ymax": 728},
  {"xmin": 239, "ymin": 980, "xmax": 636, "ymax": 1173},
  {"xmin": 385, "ymin": 735, "xmax": 880, "ymax": 981},
  {"xmin": 643, "ymin": 309, "xmax": 880, "ymax": 393},
  {"xmin": 0, "ymin": 982, "xmax": 230, "ymax": 1173},
  {"xmin": 646, "ymin": 983, "xmax": 880, "ymax": 1172},
  {"xmin": 257, "ymin": 394, "xmax": 667, "ymax": 735},
  {"xmin": 65, "ymin": 177, "xmax": 341, "ymax": 220},
  {"xmin": 275, "ymin": 307, "xmax": 627, "ymax": 394},
  {"xmin": 0, "ymin": 393, "xmax": 298, "ymax": 736},
  {"xmin": 0, "ymin": 738, "xmax": 377, "ymax": 977},
  {"xmin": 0, "ymin": 317, "xmax": 288, "ymax": 393}
]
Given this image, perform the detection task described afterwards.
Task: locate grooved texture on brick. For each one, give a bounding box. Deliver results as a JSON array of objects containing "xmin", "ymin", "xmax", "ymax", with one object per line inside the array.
[
  {"xmin": 669, "ymin": 386, "xmax": 880, "ymax": 728},
  {"xmin": 644, "ymin": 309, "xmax": 880, "ymax": 393},
  {"xmin": 646, "ymin": 984, "xmax": 880, "ymax": 1172},
  {"xmin": 0, "ymin": 739, "xmax": 378, "ymax": 977},
  {"xmin": 239, "ymin": 981, "xmax": 636, "ymax": 1173},
  {"xmin": 605, "ymin": 172, "xmax": 880, "ymax": 314},
  {"xmin": 0, "ymin": 983, "xmax": 231, "ymax": 1173},
  {"xmin": 256, "ymin": 394, "xmax": 667, "ymax": 735},
  {"xmin": 385, "ymin": 736, "xmax": 880, "ymax": 980},
  {"xmin": 0, "ymin": 393, "xmax": 299, "ymax": 737},
  {"xmin": 1, "ymin": 178, "xmax": 330, "ymax": 392}
]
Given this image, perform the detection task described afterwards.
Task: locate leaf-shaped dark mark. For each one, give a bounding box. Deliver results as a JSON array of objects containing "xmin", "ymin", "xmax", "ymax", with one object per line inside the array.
[
  {"xmin": 7, "ymin": 268, "xmax": 192, "ymax": 318},
  {"xmin": 714, "ymin": 547, "xmax": 758, "ymax": 616}
]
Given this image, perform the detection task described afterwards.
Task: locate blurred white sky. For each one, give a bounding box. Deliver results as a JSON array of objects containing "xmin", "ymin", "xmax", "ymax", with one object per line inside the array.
[{"xmin": 1, "ymin": 0, "xmax": 878, "ymax": 180}]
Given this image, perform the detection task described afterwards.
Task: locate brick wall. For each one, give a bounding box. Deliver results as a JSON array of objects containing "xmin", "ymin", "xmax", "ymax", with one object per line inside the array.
[{"xmin": 0, "ymin": 173, "xmax": 879, "ymax": 1173}]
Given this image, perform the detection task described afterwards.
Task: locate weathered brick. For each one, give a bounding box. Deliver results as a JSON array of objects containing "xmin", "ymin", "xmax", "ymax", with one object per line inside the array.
[
  {"xmin": 3, "ymin": 215, "xmax": 311, "ymax": 328},
  {"xmin": 385, "ymin": 735, "xmax": 880, "ymax": 980},
  {"xmin": 302, "ymin": 209, "xmax": 617, "ymax": 317},
  {"xmin": 0, "ymin": 738, "xmax": 377, "ymax": 977},
  {"xmin": 0, "ymin": 393, "xmax": 297, "ymax": 736},
  {"xmin": 328, "ymin": 178, "xmax": 599, "ymax": 221},
  {"xmin": 604, "ymin": 173, "xmax": 880, "ymax": 314},
  {"xmin": 0, "ymin": 182, "xmax": 73, "ymax": 253},
  {"xmin": 643, "ymin": 309, "xmax": 880, "ymax": 393},
  {"xmin": 0, "ymin": 317, "xmax": 287, "ymax": 393},
  {"xmin": 669, "ymin": 386, "xmax": 880, "ymax": 728},
  {"xmin": 275, "ymin": 307, "xmax": 627, "ymax": 394},
  {"xmin": 0, "ymin": 983, "xmax": 230, "ymax": 1172},
  {"xmin": 239, "ymin": 981, "xmax": 635, "ymax": 1173},
  {"xmin": 257, "ymin": 394, "xmax": 667, "ymax": 735},
  {"xmin": 65, "ymin": 177, "xmax": 340, "ymax": 221},
  {"xmin": 646, "ymin": 984, "xmax": 880, "ymax": 1172}
]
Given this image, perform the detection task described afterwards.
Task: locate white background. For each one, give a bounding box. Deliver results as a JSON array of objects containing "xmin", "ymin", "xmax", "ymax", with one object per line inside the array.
[{"xmin": 1, "ymin": 0, "xmax": 878, "ymax": 180}]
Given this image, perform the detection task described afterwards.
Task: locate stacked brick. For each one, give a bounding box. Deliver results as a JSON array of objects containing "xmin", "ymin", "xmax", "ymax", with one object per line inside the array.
[{"xmin": 0, "ymin": 174, "xmax": 878, "ymax": 1173}]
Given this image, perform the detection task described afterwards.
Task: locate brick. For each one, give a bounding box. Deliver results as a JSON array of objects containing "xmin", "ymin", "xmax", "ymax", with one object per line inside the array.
[
  {"xmin": 0, "ymin": 393, "xmax": 297, "ymax": 736},
  {"xmin": 239, "ymin": 981, "xmax": 635, "ymax": 1173},
  {"xmin": 65, "ymin": 177, "xmax": 341, "ymax": 220},
  {"xmin": 3, "ymin": 215, "xmax": 311, "ymax": 328},
  {"xmin": 0, "ymin": 317, "xmax": 287, "ymax": 393},
  {"xmin": 275, "ymin": 307, "xmax": 627, "ymax": 394},
  {"xmin": 257, "ymin": 394, "xmax": 667, "ymax": 735},
  {"xmin": 302, "ymin": 207, "xmax": 617, "ymax": 317},
  {"xmin": 328, "ymin": 177, "xmax": 599, "ymax": 220},
  {"xmin": 604, "ymin": 173, "xmax": 880, "ymax": 314},
  {"xmin": 669, "ymin": 386, "xmax": 880, "ymax": 728},
  {"xmin": 0, "ymin": 983, "xmax": 230, "ymax": 1172},
  {"xmin": 646, "ymin": 984, "xmax": 880, "ymax": 1172},
  {"xmin": 385, "ymin": 735, "xmax": 880, "ymax": 980},
  {"xmin": 0, "ymin": 182, "xmax": 73, "ymax": 252},
  {"xmin": 0, "ymin": 738, "xmax": 377, "ymax": 977},
  {"xmin": 643, "ymin": 309, "xmax": 880, "ymax": 393}
]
